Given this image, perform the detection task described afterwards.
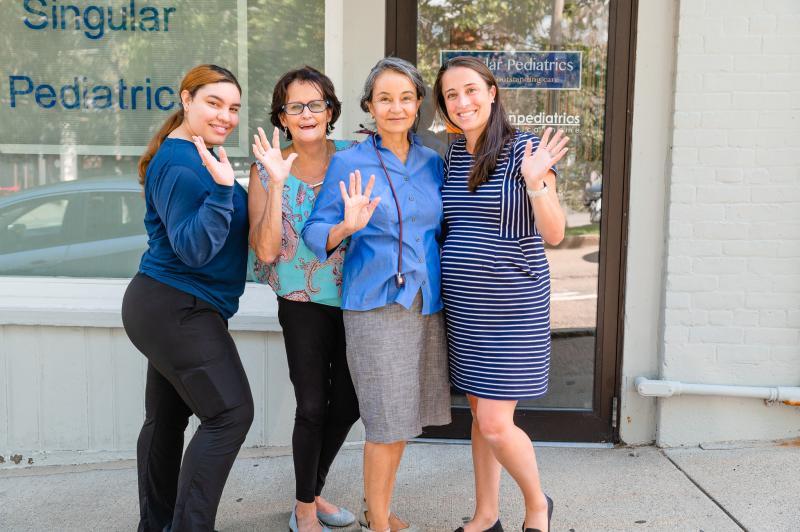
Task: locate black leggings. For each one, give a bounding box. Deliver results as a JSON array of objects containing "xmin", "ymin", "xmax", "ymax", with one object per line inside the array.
[
  {"xmin": 122, "ymin": 273, "xmax": 254, "ymax": 532},
  {"xmin": 277, "ymin": 296, "xmax": 360, "ymax": 503}
]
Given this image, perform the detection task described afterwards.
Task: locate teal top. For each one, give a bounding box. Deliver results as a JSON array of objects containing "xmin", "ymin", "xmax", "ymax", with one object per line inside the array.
[{"xmin": 251, "ymin": 139, "xmax": 355, "ymax": 307}]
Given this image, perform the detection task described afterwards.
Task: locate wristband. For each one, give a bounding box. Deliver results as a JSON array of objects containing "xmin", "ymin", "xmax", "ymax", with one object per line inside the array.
[{"xmin": 526, "ymin": 182, "xmax": 549, "ymax": 198}]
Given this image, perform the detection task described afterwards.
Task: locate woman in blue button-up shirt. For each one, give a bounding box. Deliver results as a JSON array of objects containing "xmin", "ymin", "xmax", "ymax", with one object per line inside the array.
[{"xmin": 303, "ymin": 57, "xmax": 451, "ymax": 532}]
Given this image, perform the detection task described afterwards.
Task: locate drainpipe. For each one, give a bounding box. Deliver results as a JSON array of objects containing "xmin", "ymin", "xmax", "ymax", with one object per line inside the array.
[{"xmin": 635, "ymin": 377, "xmax": 800, "ymax": 406}]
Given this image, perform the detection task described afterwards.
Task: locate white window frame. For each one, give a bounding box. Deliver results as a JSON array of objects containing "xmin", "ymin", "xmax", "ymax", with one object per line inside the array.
[{"xmin": 0, "ymin": 277, "xmax": 280, "ymax": 332}]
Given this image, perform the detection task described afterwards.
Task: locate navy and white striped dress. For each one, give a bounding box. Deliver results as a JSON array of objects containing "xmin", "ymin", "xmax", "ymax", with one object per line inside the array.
[{"xmin": 441, "ymin": 131, "xmax": 552, "ymax": 400}]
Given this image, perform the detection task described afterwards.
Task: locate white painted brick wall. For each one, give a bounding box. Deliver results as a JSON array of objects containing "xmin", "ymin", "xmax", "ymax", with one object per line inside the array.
[
  {"xmin": 659, "ymin": 0, "xmax": 800, "ymax": 443},
  {"xmin": 658, "ymin": 0, "xmax": 800, "ymax": 445}
]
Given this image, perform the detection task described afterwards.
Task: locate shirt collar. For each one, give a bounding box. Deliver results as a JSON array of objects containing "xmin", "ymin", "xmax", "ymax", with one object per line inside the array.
[{"xmin": 371, "ymin": 131, "xmax": 422, "ymax": 149}]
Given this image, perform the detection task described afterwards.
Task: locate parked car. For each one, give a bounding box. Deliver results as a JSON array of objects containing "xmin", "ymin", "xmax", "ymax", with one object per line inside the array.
[{"xmin": 0, "ymin": 177, "xmax": 147, "ymax": 277}]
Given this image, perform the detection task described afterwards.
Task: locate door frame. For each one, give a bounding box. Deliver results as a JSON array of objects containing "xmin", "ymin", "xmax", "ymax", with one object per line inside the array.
[{"xmin": 386, "ymin": 0, "xmax": 638, "ymax": 442}]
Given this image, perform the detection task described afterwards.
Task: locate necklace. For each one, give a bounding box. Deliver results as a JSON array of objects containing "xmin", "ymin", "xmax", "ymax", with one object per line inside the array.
[{"xmin": 288, "ymin": 141, "xmax": 334, "ymax": 189}]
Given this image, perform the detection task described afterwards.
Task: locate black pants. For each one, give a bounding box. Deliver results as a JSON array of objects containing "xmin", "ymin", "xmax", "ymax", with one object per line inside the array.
[
  {"xmin": 277, "ymin": 296, "xmax": 360, "ymax": 503},
  {"xmin": 122, "ymin": 273, "xmax": 254, "ymax": 532}
]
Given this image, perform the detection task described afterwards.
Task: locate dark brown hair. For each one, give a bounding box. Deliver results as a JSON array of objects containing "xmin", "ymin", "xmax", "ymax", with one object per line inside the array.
[
  {"xmin": 270, "ymin": 66, "xmax": 342, "ymax": 140},
  {"xmin": 433, "ymin": 56, "xmax": 514, "ymax": 192},
  {"xmin": 138, "ymin": 64, "xmax": 241, "ymax": 185}
]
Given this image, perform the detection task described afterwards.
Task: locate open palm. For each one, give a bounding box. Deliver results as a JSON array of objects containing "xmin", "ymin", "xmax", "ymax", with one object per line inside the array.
[
  {"xmin": 520, "ymin": 127, "xmax": 570, "ymax": 186},
  {"xmin": 192, "ymin": 136, "xmax": 234, "ymax": 186},
  {"xmin": 252, "ymin": 126, "xmax": 297, "ymax": 185},
  {"xmin": 340, "ymin": 170, "xmax": 380, "ymax": 234}
]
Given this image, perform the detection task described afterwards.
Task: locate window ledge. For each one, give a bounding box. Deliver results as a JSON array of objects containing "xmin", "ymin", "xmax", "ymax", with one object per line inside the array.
[{"xmin": 0, "ymin": 277, "xmax": 280, "ymax": 332}]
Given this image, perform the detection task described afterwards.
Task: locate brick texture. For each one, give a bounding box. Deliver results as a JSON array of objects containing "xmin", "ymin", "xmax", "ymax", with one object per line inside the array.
[{"xmin": 664, "ymin": 0, "xmax": 800, "ymax": 383}]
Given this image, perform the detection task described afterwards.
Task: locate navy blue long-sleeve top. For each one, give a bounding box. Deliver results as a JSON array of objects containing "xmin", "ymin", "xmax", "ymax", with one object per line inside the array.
[{"xmin": 138, "ymin": 137, "xmax": 249, "ymax": 319}]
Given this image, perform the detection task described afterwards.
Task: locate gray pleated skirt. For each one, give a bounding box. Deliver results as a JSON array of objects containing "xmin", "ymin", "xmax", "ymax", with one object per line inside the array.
[{"xmin": 343, "ymin": 295, "xmax": 452, "ymax": 443}]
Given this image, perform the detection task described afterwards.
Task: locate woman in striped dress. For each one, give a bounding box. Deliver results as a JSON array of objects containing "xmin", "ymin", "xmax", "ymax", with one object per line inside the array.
[{"xmin": 433, "ymin": 56, "xmax": 570, "ymax": 532}]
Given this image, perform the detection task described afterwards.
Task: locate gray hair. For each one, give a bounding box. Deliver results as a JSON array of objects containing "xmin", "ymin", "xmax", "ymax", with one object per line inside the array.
[{"xmin": 359, "ymin": 57, "xmax": 426, "ymax": 112}]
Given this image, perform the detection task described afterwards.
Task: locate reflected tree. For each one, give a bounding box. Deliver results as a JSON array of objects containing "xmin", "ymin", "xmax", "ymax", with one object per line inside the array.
[{"xmin": 418, "ymin": 0, "xmax": 610, "ymax": 211}]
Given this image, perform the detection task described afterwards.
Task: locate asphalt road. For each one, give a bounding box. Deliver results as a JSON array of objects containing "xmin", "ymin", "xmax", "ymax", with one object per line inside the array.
[{"xmin": 549, "ymin": 240, "xmax": 600, "ymax": 331}]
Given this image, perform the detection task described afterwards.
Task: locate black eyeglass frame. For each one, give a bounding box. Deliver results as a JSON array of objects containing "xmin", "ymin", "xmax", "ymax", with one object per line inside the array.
[{"xmin": 281, "ymin": 99, "xmax": 331, "ymax": 115}]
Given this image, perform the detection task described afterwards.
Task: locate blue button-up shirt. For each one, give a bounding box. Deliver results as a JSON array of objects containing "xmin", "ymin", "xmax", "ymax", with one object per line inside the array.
[{"xmin": 302, "ymin": 133, "xmax": 444, "ymax": 315}]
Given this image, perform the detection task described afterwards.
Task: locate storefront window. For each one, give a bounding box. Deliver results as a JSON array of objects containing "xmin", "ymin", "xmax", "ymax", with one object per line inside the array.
[{"xmin": 0, "ymin": 0, "xmax": 324, "ymax": 277}]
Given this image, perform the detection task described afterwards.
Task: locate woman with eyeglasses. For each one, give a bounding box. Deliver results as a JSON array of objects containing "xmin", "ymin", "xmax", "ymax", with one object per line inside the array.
[
  {"xmin": 248, "ymin": 66, "xmax": 359, "ymax": 532},
  {"xmin": 122, "ymin": 64, "xmax": 253, "ymax": 532},
  {"xmin": 433, "ymin": 56, "xmax": 569, "ymax": 532},
  {"xmin": 303, "ymin": 57, "xmax": 451, "ymax": 532}
]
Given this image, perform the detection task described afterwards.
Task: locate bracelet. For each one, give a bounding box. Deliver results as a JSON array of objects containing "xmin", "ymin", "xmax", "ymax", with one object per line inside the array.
[{"xmin": 526, "ymin": 182, "xmax": 549, "ymax": 198}]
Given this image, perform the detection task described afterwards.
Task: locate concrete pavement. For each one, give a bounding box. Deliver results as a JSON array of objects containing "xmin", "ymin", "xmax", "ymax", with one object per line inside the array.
[{"xmin": 1, "ymin": 441, "xmax": 798, "ymax": 531}]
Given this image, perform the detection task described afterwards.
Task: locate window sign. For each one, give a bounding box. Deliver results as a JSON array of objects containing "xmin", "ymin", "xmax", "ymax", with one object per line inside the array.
[
  {"xmin": 0, "ymin": 0, "xmax": 249, "ymax": 156},
  {"xmin": 440, "ymin": 50, "xmax": 582, "ymax": 90}
]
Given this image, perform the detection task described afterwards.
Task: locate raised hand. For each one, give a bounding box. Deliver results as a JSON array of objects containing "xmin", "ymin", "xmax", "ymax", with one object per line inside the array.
[
  {"xmin": 192, "ymin": 136, "xmax": 235, "ymax": 187},
  {"xmin": 252, "ymin": 126, "xmax": 297, "ymax": 186},
  {"xmin": 339, "ymin": 170, "xmax": 381, "ymax": 235},
  {"xmin": 520, "ymin": 127, "xmax": 570, "ymax": 188}
]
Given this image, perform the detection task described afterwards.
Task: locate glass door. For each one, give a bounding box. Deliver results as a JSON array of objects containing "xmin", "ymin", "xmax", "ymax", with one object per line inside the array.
[{"xmin": 387, "ymin": 0, "xmax": 636, "ymax": 442}]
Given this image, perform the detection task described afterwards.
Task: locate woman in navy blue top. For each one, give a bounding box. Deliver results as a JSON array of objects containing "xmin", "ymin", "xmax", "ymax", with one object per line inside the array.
[
  {"xmin": 121, "ymin": 65, "xmax": 253, "ymax": 532},
  {"xmin": 303, "ymin": 57, "xmax": 451, "ymax": 532},
  {"xmin": 433, "ymin": 57, "xmax": 569, "ymax": 532}
]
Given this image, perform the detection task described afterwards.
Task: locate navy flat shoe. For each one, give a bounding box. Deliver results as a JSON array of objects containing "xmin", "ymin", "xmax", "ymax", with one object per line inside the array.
[{"xmin": 455, "ymin": 518, "xmax": 504, "ymax": 532}]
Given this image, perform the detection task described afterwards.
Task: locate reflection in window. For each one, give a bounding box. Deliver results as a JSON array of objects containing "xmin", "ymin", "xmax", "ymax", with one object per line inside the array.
[
  {"xmin": 418, "ymin": 0, "xmax": 609, "ymax": 410},
  {"xmin": 0, "ymin": 0, "xmax": 324, "ymax": 278},
  {"xmin": 13, "ymin": 199, "xmax": 68, "ymax": 231},
  {"xmin": 0, "ymin": 197, "xmax": 72, "ymax": 253}
]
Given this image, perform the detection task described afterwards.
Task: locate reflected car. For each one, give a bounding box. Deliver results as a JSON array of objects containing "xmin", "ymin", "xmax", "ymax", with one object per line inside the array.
[
  {"xmin": 0, "ymin": 178, "xmax": 147, "ymax": 277},
  {"xmin": 582, "ymin": 176, "xmax": 602, "ymax": 224}
]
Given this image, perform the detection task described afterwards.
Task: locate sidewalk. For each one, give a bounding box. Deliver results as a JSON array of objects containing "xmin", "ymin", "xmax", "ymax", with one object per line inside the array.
[{"xmin": 1, "ymin": 441, "xmax": 798, "ymax": 531}]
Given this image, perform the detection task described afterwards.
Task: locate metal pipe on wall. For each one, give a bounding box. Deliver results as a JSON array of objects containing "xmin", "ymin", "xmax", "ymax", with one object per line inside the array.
[{"xmin": 635, "ymin": 377, "xmax": 800, "ymax": 406}]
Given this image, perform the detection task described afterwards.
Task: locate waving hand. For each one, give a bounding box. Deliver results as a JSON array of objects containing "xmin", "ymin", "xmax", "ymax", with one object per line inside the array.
[
  {"xmin": 192, "ymin": 136, "xmax": 235, "ymax": 187},
  {"xmin": 520, "ymin": 127, "xmax": 570, "ymax": 188},
  {"xmin": 339, "ymin": 170, "xmax": 381, "ymax": 235},
  {"xmin": 252, "ymin": 127, "xmax": 297, "ymax": 186}
]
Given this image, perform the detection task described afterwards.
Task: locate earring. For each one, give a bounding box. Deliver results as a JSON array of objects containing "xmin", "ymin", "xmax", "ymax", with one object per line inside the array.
[{"xmin": 282, "ymin": 126, "xmax": 289, "ymax": 137}]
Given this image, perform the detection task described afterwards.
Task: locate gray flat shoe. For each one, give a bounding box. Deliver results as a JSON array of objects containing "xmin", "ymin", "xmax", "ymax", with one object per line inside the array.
[
  {"xmin": 317, "ymin": 505, "xmax": 356, "ymax": 527},
  {"xmin": 290, "ymin": 505, "xmax": 331, "ymax": 532}
]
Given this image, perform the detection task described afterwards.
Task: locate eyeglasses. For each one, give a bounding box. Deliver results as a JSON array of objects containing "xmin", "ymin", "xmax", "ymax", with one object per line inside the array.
[{"xmin": 282, "ymin": 99, "xmax": 329, "ymax": 115}]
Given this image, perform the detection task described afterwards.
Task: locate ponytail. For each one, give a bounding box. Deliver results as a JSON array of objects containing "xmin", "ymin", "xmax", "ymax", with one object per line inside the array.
[{"xmin": 138, "ymin": 109, "xmax": 184, "ymax": 185}]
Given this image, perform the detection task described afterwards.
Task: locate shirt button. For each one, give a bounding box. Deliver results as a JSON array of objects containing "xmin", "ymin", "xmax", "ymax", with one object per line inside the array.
[
  {"xmin": 415, "ymin": 236, "xmax": 421, "ymax": 242},
  {"xmin": 409, "ymin": 195, "xmax": 415, "ymax": 201},
  {"xmin": 418, "ymin": 257, "xmax": 423, "ymax": 263},
  {"xmin": 403, "ymin": 176, "xmax": 409, "ymax": 182},
  {"xmin": 422, "ymin": 280, "xmax": 427, "ymax": 286},
  {"xmin": 411, "ymin": 216, "xmax": 417, "ymax": 222}
]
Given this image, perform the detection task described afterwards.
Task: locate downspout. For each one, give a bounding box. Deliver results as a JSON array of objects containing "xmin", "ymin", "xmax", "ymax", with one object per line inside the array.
[{"xmin": 635, "ymin": 377, "xmax": 800, "ymax": 406}]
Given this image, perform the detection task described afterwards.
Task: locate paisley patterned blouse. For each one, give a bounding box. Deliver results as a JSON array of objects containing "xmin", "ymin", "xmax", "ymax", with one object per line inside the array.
[{"xmin": 251, "ymin": 140, "xmax": 355, "ymax": 307}]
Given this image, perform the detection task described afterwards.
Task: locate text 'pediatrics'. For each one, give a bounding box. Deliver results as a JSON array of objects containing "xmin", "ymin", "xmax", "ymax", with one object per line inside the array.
[{"xmin": 9, "ymin": 1, "xmax": 181, "ymax": 112}]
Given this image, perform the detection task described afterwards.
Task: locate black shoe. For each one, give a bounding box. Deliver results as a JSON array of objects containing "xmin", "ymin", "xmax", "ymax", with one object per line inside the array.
[
  {"xmin": 455, "ymin": 518, "xmax": 504, "ymax": 532},
  {"xmin": 522, "ymin": 495, "xmax": 553, "ymax": 532}
]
